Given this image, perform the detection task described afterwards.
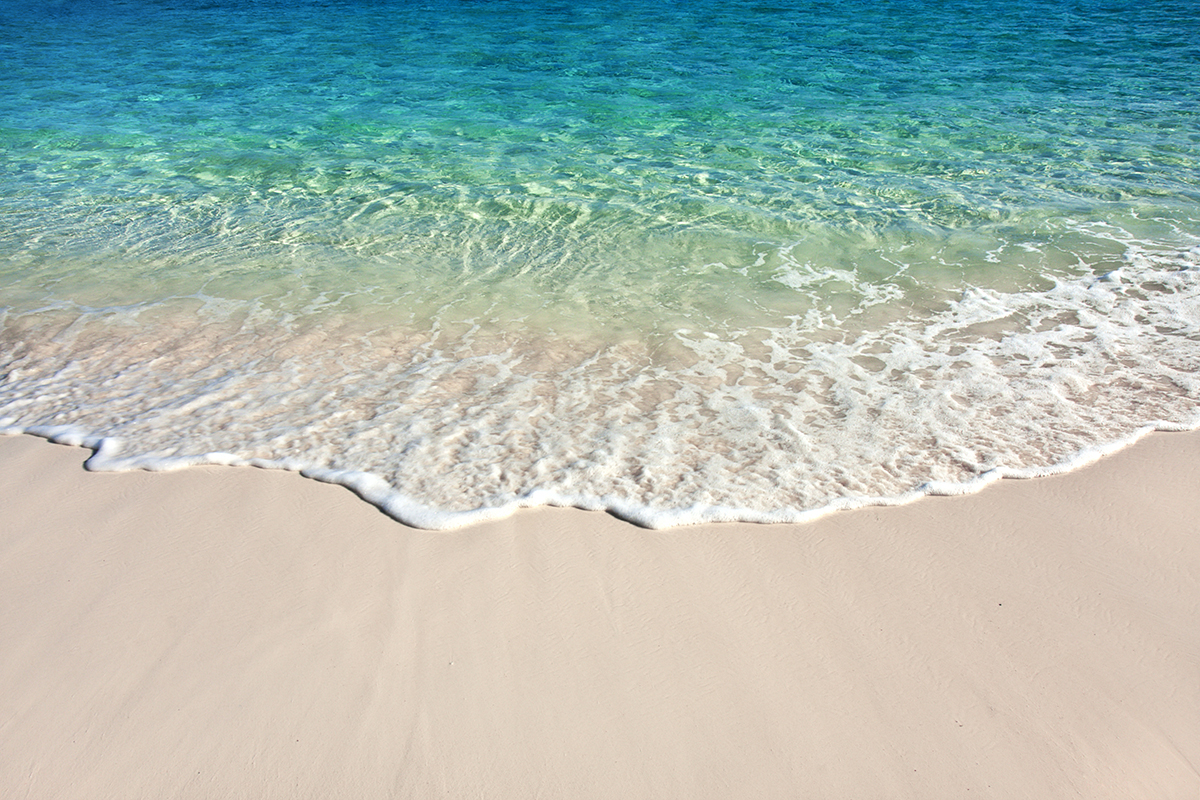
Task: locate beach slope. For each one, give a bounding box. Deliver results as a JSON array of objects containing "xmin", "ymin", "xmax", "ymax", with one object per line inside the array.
[{"xmin": 1, "ymin": 432, "xmax": 1198, "ymax": 798}]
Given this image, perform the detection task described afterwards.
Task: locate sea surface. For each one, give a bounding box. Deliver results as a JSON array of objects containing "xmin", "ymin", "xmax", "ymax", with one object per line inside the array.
[{"xmin": 2, "ymin": 0, "xmax": 1199, "ymax": 527}]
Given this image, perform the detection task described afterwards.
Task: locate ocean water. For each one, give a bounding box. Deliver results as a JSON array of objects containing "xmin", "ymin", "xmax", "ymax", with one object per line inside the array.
[{"xmin": 2, "ymin": 0, "xmax": 1199, "ymax": 527}]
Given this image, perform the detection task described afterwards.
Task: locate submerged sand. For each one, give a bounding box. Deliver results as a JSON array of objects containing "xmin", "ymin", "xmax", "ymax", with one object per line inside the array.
[{"xmin": 1, "ymin": 431, "xmax": 1198, "ymax": 798}]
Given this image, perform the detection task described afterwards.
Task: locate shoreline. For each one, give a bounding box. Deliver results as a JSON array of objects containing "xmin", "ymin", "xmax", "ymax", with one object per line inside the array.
[
  {"xmin": 6, "ymin": 244, "xmax": 1200, "ymax": 533},
  {"xmin": 7, "ymin": 413, "xmax": 1199, "ymax": 530},
  {"xmin": 2, "ymin": 430, "xmax": 1199, "ymax": 797}
]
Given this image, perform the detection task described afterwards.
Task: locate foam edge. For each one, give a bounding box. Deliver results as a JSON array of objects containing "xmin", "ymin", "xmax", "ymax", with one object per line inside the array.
[{"xmin": 2, "ymin": 416, "xmax": 1198, "ymax": 531}]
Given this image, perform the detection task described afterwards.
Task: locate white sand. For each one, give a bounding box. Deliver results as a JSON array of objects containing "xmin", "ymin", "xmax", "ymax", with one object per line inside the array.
[{"xmin": 1, "ymin": 431, "xmax": 1198, "ymax": 798}]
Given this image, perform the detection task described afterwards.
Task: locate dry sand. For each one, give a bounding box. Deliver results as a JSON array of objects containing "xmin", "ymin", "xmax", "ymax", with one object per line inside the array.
[{"xmin": 1, "ymin": 430, "xmax": 1198, "ymax": 798}]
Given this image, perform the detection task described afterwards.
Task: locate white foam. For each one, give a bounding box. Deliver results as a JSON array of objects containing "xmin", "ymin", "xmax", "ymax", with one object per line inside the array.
[
  {"xmin": 3, "ymin": 223, "xmax": 1200, "ymax": 529},
  {"xmin": 2, "ymin": 215, "xmax": 1200, "ymax": 527},
  {"xmin": 6, "ymin": 417, "xmax": 1194, "ymax": 531}
]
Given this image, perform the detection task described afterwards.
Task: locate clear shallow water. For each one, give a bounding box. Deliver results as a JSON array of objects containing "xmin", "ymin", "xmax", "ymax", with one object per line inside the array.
[{"xmin": 2, "ymin": 0, "xmax": 1199, "ymax": 527}]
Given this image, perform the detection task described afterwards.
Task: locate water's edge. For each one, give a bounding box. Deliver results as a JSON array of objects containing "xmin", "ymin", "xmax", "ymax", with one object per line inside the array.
[{"xmin": 6, "ymin": 414, "xmax": 1198, "ymax": 530}]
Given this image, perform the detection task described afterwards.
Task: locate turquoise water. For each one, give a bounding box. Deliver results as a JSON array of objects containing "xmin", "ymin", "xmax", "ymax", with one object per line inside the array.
[{"xmin": 2, "ymin": 0, "xmax": 1199, "ymax": 526}]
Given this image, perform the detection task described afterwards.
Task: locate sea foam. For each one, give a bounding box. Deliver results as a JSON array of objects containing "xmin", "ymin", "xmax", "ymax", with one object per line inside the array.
[{"xmin": 4, "ymin": 231, "xmax": 1198, "ymax": 529}]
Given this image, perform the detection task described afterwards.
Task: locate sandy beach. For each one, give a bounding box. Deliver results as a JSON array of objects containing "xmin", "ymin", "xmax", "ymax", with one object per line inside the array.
[{"xmin": 1, "ymin": 430, "xmax": 1198, "ymax": 798}]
